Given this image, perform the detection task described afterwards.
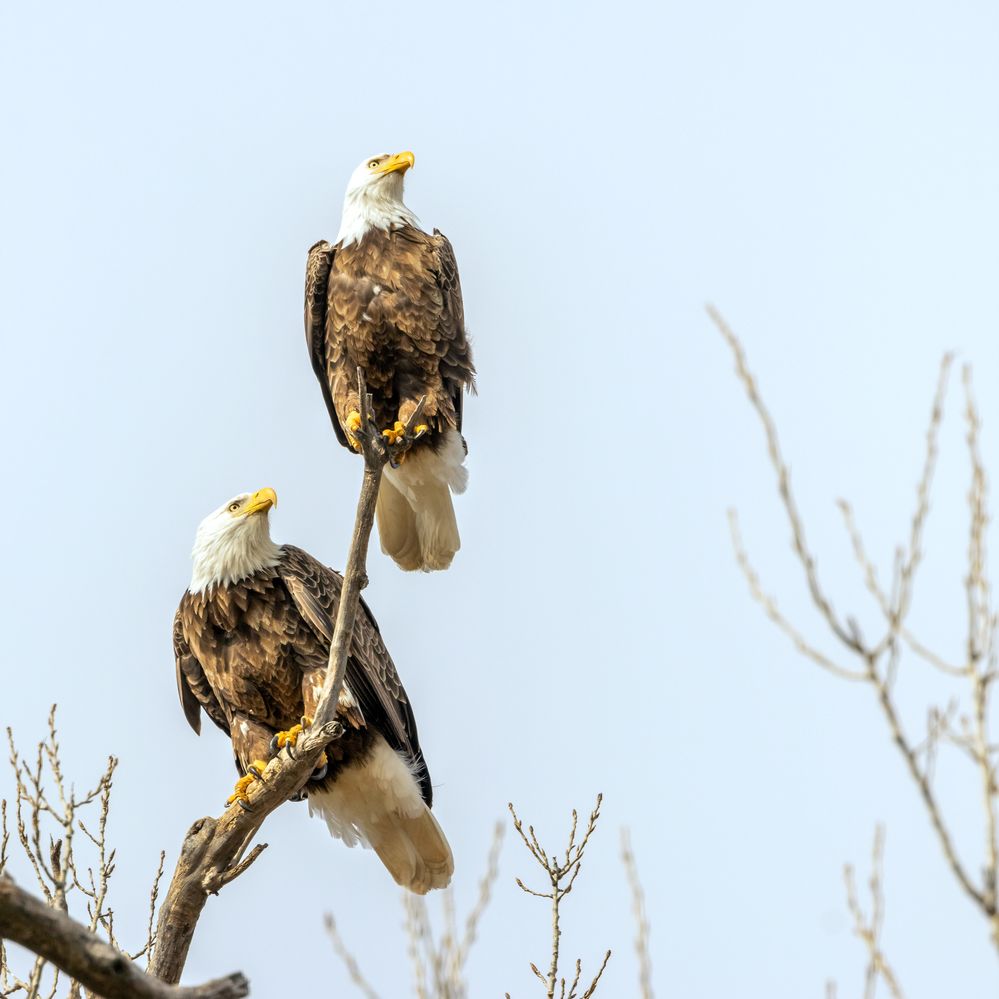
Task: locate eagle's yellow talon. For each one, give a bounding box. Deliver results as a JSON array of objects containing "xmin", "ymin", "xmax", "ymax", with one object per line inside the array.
[
  {"xmin": 227, "ymin": 775, "xmax": 254, "ymax": 805},
  {"xmin": 227, "ymin": 787, "xmax": 248, "ymax": 807},
  {"xmin": 226, "ymin": 759, "xmax": 269, "ymax": 807},
  {"xmin": 273, "ymin": 723, "xmax": 304, "ymax": 750},
  {"xmin": 413, "ymin": 424, "xmax": 429, "ymax": 438},
  {"xmin": 247, "ymin": 759, "xmax": 269, "ymax": 778},
  {"xmin": 382, "ymin": 421, "xmax": 406, "ymax": 445},
  {"xmin": 345, "ymin": 411, "xmax": 363, "ymax": 451}
]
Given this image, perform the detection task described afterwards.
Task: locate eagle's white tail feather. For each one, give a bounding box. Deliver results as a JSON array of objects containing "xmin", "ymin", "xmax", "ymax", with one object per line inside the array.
[
  {"xmin": 308, "ymin": 736, "xmax": 454, "ymax": 894},
  {"xmin": 377, "ymin": 429, "xmax": 467, "ymax": 572},
  {"xmin": 375, "ymin": 476, "xmax": 424, "ymax": 572}
]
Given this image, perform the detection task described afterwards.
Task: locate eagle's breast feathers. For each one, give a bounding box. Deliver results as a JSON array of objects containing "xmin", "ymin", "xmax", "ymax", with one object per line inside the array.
[
  {"xmin": 172, "ymin": 545, "xmax": 429, "ymax": 800},
  {"xmin": 306, "ymin": 225, "xmax": 475, "ymax": 442}
]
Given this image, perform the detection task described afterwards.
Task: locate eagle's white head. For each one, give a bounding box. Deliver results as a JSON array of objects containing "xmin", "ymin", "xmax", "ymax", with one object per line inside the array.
[
  {"xmin": 189, "ymin": 487, "xmax": 282, "ymax": 594},
  {"xmin": 336, "ymin": 150, "xmax": 421, "ymax": 247}
]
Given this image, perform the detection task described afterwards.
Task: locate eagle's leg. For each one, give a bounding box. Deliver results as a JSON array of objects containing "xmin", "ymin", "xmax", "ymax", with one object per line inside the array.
[
  {"xmin": 397, "ymin": 397, "xmax": 430, "ymax": 436},
  {"xmin": 382, "ymin": 396, "xmax": 430, "ymax": 465},
  {"xmin": 226, "ymin": 759, "xmax": 270, "ymax": 812},
  {"xmin": 228, "ymin": 715, "xmax": 282, "ymax": 810}
]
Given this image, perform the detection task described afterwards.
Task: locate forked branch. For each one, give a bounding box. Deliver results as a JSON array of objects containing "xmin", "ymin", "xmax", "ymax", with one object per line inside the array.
[
  {"xmin": 0, "ymin": 711, "xmax": 237, "ymax": 996},
  {"xmin": 507, "ymin": 795, "xmax": 611, "ymax": 999},
  {"xmin": 711, "ymin": 305, "xmax": 999, "ymax": 952},
  {"xmin": 149, "ymin": 368, "xmax": 421, "ymax": 984}
]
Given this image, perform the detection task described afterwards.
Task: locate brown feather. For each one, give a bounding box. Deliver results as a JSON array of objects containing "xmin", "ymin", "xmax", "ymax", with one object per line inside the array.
[
  {"xmin": 304, "ymin": 225, "xmax": 475, "ymax": 451},
  {"xmin": 173, "ymin": 547, "xmax": 433, "ymax": 804}
]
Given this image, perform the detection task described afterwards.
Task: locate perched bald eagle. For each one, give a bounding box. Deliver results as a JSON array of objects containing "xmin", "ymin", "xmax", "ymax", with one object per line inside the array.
[
  {"xmin": 172, "ymin": 487, "xmax": 453, "ymax": 894},
  {"xmin": 305, "ymin": 151, "xmax": 476, "ymax": 573}
]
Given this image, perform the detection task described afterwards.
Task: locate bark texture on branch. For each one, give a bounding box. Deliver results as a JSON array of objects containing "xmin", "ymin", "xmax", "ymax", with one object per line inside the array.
[
  {"xmin": 0, "ymin": 875, "xmax": 248, "ymax": 999},
  {"xmin": 150, "ymin": 369, "xmax": 410, "ymax": 985}
]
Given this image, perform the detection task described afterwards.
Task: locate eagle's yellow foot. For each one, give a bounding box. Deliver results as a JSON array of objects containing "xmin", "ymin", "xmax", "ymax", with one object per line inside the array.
[
  {"xmin": 345, "ymin": 410, "xmax": 362, "ymax": 452},
  {"xmin": 382, "ymin": 421, "xmax": 429, "ymax": 467},
  {"xmin": 382, "ymin": 421, "xmax": 406, "ymax": 445},
  {"xmin": 226, "ymin": 759, "xmax": 270, "ymax": 812},
  {"xmin": 268, "ymin": 718, "xmax": 327, "ymax": 780},
  {"xmin": 269, "ymin": 721, "xmax": 305, "ymax": 758}
]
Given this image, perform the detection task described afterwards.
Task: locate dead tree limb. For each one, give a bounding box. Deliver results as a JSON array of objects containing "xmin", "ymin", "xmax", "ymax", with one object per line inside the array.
[
  {"xmin": 711, "ymin": 306, "xmax": 999, "ymax": 952},
  {"xmin": 149, "ymin": 368, "xmax": 423, "ymax": 984},
  {"xmin": 0, "ymin": 875, "xmax": 248, "ymax": 999}
]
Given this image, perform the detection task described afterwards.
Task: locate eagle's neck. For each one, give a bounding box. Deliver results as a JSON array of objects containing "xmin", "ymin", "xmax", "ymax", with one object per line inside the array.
[
  {"xmin": 189, "ymin": 519, "xmax": 282, "ymax": 594},
  {"xmin": 336, "ymin": 185, "xmax": 421, "ymax": 248}
]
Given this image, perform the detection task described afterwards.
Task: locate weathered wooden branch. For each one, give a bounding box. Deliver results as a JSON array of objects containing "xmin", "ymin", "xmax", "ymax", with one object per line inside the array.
[
  {"xmin": 149, "ymin": 368, "xmax": 424, "ymax": 985},
  {"xmin": 316, "ymin": 369, "xmax": 392, "ymax": 725},
  {"xmin": 0, "ymin": 874, "xmax": 248, "ymax": 999},
  {"xmin": 2, "ymin": 369, "xmax": 427, "ymax": 991}
]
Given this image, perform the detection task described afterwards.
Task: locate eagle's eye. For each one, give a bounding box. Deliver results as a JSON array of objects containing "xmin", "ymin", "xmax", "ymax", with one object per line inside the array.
[
  {"xmin": 368, "ymin": 159, "xmax": 380, "ymax": 169},
  {"xmin": 228, "ymin": 502, "xmax": 241, "ymax": 513}
]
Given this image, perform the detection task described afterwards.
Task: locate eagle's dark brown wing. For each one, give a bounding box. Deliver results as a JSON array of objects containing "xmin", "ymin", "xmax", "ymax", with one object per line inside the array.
[
  {"xmin": 277, "ymin": 545, "xmax": 432, "ymax": 805},
  {"xmin": 305, "ymin": 239, "xmax": 350, "ymax": 450},
  {"xmin": 173, "ymin": 609, "xmax": 230, "ymax": 737},
  {"xmin": 430, "ymin": 230, "xmax": 475, "ymax": 433}
]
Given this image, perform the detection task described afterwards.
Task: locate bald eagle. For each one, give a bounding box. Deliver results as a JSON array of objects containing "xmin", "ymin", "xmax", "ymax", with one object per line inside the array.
[
  {"xmin": 173, "ymin": 487, "xmax": 453, "ymax": 894},
  {"xmin": 305, "ymin": 151, "xmax": 476, "ymax": 573}
]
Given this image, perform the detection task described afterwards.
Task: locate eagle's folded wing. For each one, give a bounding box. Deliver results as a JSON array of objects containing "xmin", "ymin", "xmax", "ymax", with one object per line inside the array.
[
  {"xmin": 305, "ymin": 239, "xmax": 350, "ymax": 448},
  {"xmin": 432, "ymin": 229, "xmax": 476, "ymax": 432},
  {"xmin": 277, "ymin": 545, "xmax": 432, "ymax": 805},
  {"xmin": 173, "ymin": 610, "xmax": 230, "ymax": 737}
]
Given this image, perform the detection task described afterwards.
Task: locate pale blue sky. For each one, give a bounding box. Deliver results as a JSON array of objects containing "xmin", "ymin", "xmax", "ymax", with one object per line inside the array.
[{"xmin": 2, "ymin": 0, "xmax": 998, "ymax": 995}]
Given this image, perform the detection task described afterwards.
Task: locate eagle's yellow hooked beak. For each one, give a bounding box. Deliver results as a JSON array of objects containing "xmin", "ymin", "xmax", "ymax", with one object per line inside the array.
[
  {"xmin": 373, "ymin": 150, "xmax": 415, "ymax": 175},
  {"xmin": 243, "ymin": 487, "xmax": 277, "ymax": 517}
]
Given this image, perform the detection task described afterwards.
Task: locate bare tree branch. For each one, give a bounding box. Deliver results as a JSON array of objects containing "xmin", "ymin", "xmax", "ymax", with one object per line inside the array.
[
  {"xmin": 620, "ymin": 829, "xmax": 653, "ymax": 999},
  {"xmin": 509, "ymin": 795, "xmax": 610, "ymax": 999},
  {"xmin": 709, "ymin": 305, "xmax": 864, "ymax": 654},
  {"xmin": 0, "ymin": 875, "xmax": 247, "ymax": 999},
  {"xmin": 324, "ymin": 914, "xmax": 381, "ymax": 999},
  {"xmin": 456, "ymin": 821, "xmax": 504, "ymax": 967},
  {"xmin": 2, "ymin": 708, "xmax": 167, "ymax": 996},
  {"xmin": 149, "ymin": 368, "xmax": 426, "ymax": 985},
  {"xmin": 326, "ymin": 821, "xmax": 504, "ymax": 998},
  {"xmin": 712, "ymin": 306, "xmax": 999, "ymax": 954},
  {"xmin": 728, "ymin": 510, "xmax": 866, "ymax": 682},
  {"xmin": 843, "ymin": 827, "xmax": 905, "ymax": 999}
]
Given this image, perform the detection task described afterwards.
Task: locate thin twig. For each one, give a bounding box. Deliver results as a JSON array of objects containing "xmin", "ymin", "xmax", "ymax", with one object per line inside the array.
[
  {"xmin": 620, "ymin": 829, "xmax": 653, "ymax": 998},
  {"xmin": 728, "ymin": 510, "xmax": 866, "ymax": 682},
  {"xmin": 714, "ymin": 308, "xmax": 999, "ymax": 946},
  {"xmin": 961, "ymin": 366, "xmax": 999, "ymax": 936},
  {"xmin": 323, "ymin": 914, "xmax": 381, "ymax": 999},
  {"xmin": 843, "ymin": 828, "xmax": 905, "ymax": 999},
  {"xmin": 509, "ymin": 795, "xmax": 610, "ymax": 998},
  {"xmin": 709, "ymin": 305, "xmax": 863, "ymax": 654}
]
